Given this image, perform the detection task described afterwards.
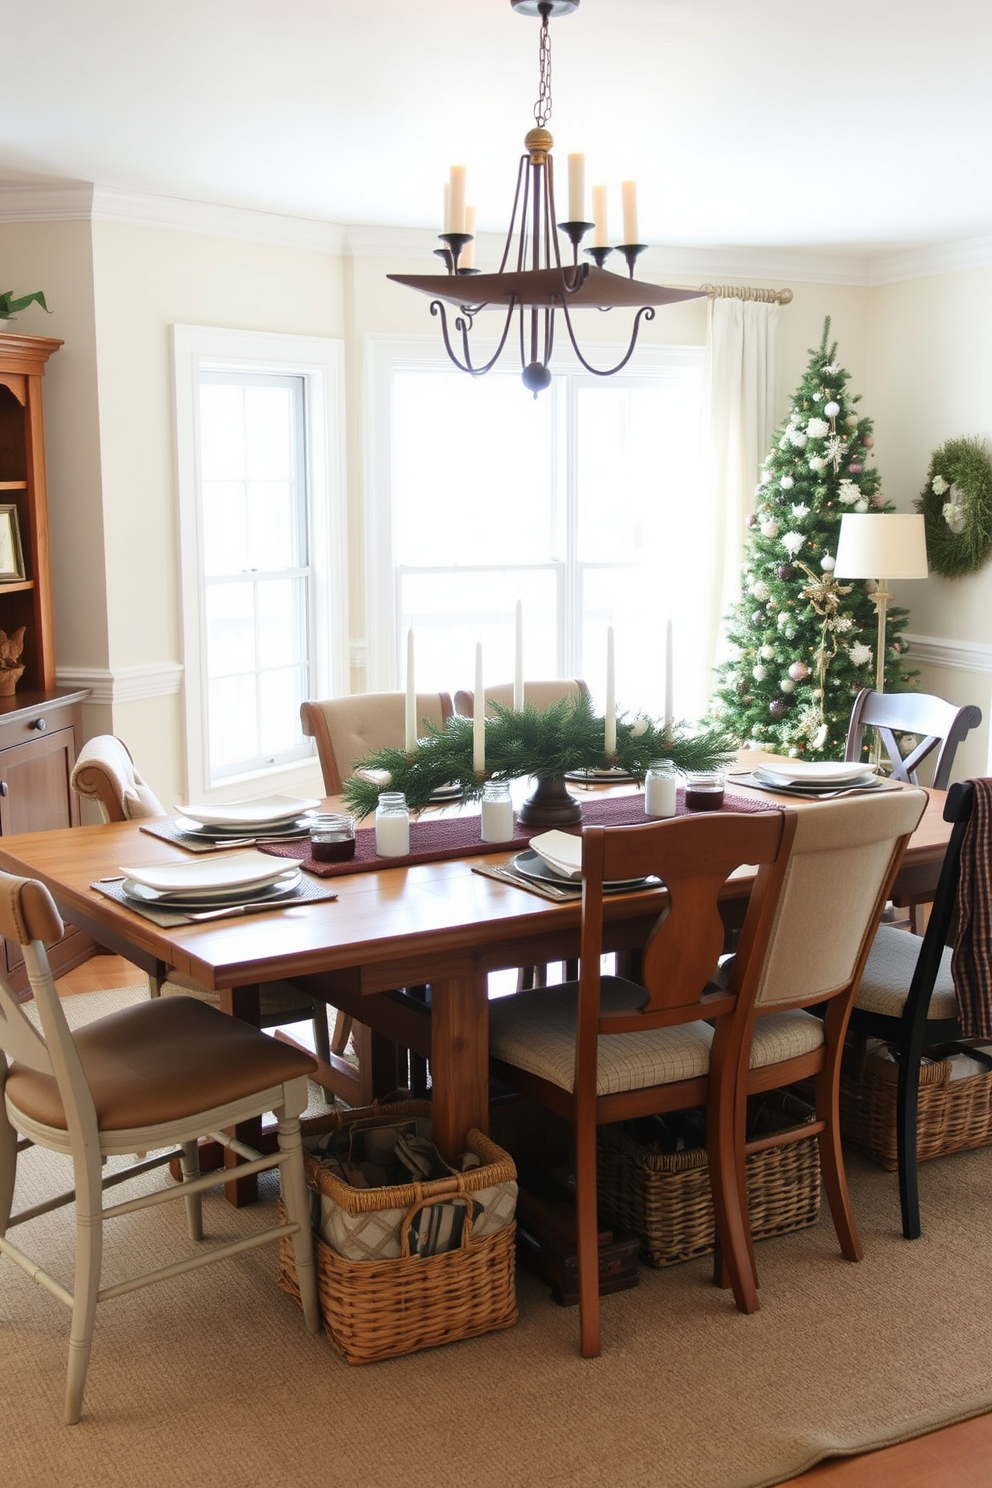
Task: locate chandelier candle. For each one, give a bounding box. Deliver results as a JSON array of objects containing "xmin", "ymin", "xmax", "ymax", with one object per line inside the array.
[
  {"xmin": 448, "ymin": 165, "xmax": 467, "ymax": 234},
  {"xmin": 591, "ymin": 184, "xmax": 608, "ymax": 247},
  {"xmin": 568, "ymin": 153, "xmax": 585, "ymax": 221},
  {"xmin": 621, "ymin": 181, "xmax": 638, "ymax": 244}
]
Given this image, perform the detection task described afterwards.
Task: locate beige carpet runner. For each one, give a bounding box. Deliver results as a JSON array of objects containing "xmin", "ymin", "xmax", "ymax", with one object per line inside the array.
[{"xmin": 3, "ymin": 986, "xmax": 992, "ymax": 1488}]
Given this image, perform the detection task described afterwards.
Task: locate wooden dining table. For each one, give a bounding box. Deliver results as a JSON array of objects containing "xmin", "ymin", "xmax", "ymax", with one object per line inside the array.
[{"xmin": 0, "ymin": 762, "xmax": 953, "ymax": 1193}]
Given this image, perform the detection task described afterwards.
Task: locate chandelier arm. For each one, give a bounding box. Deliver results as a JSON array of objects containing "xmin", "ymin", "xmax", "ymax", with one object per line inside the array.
[
  {"xmin": 500, "ymin": 155, "xmax": 531, "ymax": 275},
  {"xmin": 431, "ymin": 299, "xmax": 519, "ymax": 377},
  {"xmin": 556, "ymin": 301, "xmax": 657, "ymax": 376}
]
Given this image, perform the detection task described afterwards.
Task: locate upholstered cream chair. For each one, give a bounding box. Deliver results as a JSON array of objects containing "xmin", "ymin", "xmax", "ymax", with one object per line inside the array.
[
  {"xmin": 69, "ymin": 736, "xmax": 335, "ymax": 1089},
  {"xmin": 300, "ymin": 691, "xmax": 453, "ymax": 795},
  {"xmin": 489, "ymin": 787, "xmax": 928, "ymax": 1357},
  {"xmin": 0, "ymin": 869, "xmax": 319, "ymax": 1424},
  {"xmin": 453, "ymin": 679, "xmax": 587, "ymax": 717}
]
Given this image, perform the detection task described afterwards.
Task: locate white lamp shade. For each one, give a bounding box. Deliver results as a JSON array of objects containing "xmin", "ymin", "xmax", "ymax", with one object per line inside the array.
[{"xmin": 834, "ymin": 513, "xmax": 929, "ymax": 581}]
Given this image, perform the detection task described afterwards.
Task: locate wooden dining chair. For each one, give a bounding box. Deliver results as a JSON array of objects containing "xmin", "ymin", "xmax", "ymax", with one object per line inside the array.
[
  {"xmin": 0, "ymin": 870, "xmax": 320, "ymax": 1423},
  {"xmin": 845, "ymin": 688, "xmax": 981, "ymax": 932},
  {"xmin": 453, "ymin": 679, "xmax": 588, "ymax": 717},
  {"xmin": 488, "ymin": 787, "xmax": 928, "ymax": 1357},
  {"xmin": 69, "ymin": 735, "xmax": 338, "ymax": 1096},
  {"xmin": 846, "ymin": 779, "xmax": 977, "ymax": 1239},
  {"xmin": 300, "ymin": 690, "xmax": 454, "ymax": 795},
  {"xmin": 845, "ymin": 688, "xmax": 982, "ymax": 790}
]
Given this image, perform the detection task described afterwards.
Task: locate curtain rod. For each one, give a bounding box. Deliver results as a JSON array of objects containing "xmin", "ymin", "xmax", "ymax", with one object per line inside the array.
[{"xmin": 698, "ymin": 284, "xmax": 793, "ymax": 305}]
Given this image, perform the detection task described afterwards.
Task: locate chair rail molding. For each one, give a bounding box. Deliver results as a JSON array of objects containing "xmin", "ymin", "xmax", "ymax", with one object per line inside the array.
[
  {"xmin": 56, "ymin": 662, "xmax": 183, "ymax": 706},
  {"xmin": 904, "ymin": 633, "xmax": 992, "ymax": 675}
]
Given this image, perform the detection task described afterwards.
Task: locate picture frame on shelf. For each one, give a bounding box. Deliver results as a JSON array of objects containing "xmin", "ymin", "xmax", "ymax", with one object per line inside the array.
[{"xmin": 0, "ymin": 505, "xmax": 25, "ymax": 582}]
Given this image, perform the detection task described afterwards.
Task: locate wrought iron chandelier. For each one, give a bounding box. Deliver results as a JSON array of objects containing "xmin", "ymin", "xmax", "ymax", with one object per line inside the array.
[{"xmin": 388, "ymin": 0, "xmax": 704, "ymax": 394}]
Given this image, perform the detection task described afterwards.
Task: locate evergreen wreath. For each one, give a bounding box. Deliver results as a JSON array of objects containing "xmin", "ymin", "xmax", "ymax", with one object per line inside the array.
[
  {"xmin": 341, "ymin": 691, "xmax": 736, "ymax": 818},
  {"xmin": 915, "ymin": 436, "xmax": 992, "ymax": 578}
]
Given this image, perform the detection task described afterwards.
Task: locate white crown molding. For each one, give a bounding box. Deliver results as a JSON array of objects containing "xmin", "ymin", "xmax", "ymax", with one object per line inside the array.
[
  {"xmin": 2, "ymin": 183, "xmax": 990, "ymax": 286},
  {"xmin": 869, "ymin": 235, "xmax": 992, "ymax": 286},
  {"xmin": 57, "ymin": 661, "xmax": 183, "ymax": 705},
  {"xmin": 903, "ymin": 633, "xmax": 992, "ymax": 675}
]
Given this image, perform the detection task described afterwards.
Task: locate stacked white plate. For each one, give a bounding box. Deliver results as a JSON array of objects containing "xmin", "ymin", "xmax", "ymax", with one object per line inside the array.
[
  {"xmin": 514, "ymin": 829, "xmax": 655, "ymax": 892},
  {"xmin": 750, "ymin": 760, "xmax": 879, "ymax": 794},
  {"xmin": 173, "ymin": 794, "xmax": 320, "ymax": 841},
  {"xmin": 119, "ymin": 849, "xmax": 301, "ymax": 911}
]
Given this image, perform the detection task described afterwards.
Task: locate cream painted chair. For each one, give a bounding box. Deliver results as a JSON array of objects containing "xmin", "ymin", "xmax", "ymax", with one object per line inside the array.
[
  {"xmin": 453, "ymin": 679, "xmax": 587, "ymax": 717},
  {"xmin": 489, "ymin": 786, "xmax": 928, "ymax": 1357},
  {"xmin": 0, "ymin": 870, "xmax": 319, "ymax": 1424},
  {"xmin": 69, "ymin": 736, "xmax": 335, "ymax": 1091},
  {"xmin": 300, "ymin": 690, "xmax": 454, "ymax": 795}
]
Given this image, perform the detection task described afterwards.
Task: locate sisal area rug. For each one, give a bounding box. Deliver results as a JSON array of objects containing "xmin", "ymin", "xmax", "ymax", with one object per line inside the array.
[{"xmin": 3, "ymin": 987, "xmax": 992, "ymax": 1488}]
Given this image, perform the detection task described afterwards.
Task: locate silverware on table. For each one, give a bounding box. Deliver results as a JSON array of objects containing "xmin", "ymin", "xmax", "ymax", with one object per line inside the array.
[{"xmin": 472, "ymin": 862, "xmax": 579, "ymax": 902}]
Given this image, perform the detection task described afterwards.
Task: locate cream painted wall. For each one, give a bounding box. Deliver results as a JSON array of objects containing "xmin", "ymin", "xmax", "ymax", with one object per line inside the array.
[{"xmin": 6, "ymin": 206, "xmax": 990, "ymax": 803}]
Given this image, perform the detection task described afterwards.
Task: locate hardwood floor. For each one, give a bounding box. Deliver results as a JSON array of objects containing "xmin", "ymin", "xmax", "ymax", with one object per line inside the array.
[{"xmin": 54, "ymin": 955, "xmax": 992, "ymax": 1484}]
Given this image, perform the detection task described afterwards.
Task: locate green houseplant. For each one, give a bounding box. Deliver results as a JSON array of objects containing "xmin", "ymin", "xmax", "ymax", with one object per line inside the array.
[{"xmin": 0, "ymin": 290, "xmax": 50, "ymax": 324}]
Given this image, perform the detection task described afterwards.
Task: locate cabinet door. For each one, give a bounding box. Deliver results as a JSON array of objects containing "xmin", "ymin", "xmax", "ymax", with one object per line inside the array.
[{"xmin": 0, "ymin": 726, "xmax": 78, "ymax": 978}]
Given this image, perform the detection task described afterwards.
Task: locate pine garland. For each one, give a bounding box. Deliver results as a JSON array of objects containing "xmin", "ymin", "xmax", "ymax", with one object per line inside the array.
[{"xmin": 341, "ymin": 691, "xmax": 736, "ymax": 818}]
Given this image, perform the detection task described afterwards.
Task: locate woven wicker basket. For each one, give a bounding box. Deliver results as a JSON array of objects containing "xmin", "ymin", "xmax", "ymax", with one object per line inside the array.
[
  {"xmin": 278, "ymin": 1101, "xmax": 518, "ymax": 1364},
  {"xmin": 840, "ymin": 1048, "xmax": 992, "ymax": 1170},
  {"xmin": 596, "ymin": 1092, "xmax": 820, "ymax": 1268}
]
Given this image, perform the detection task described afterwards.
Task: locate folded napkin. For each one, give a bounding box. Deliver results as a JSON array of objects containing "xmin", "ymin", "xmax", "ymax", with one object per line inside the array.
[{"xmin": 529, "ymin": 828, "xmax": 583, "ymax": 880}]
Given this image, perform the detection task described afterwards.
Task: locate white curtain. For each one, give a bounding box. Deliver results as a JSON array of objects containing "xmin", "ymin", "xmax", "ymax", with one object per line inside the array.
[{"xmin": 701, "ymin": 297, "xmax": 780, "ymax": 697}]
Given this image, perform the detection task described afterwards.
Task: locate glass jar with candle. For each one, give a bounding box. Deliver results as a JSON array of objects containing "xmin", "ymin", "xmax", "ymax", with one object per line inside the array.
[
  {"xmin": 684, "ymin": 770, "xmax": 726, "ymax": 812},
  {"xmin": 375, "ymin": 792, "xmax": 410, "ymax": 857},
  {"xmin": 309, "ymin": 812, "xmax": 356, "ymax": 862},
  {"xmin": 643, "ymin": 760, "xmax": 678, "ymax": 819},
  {"xmin": 480, "ymin": 780, "xmax": 514, "ymax": 842}
]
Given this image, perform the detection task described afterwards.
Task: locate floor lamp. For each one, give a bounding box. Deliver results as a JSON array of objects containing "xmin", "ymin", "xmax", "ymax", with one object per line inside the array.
[{"xmin": 835, "ymin": 513, "xmax": 929, "ymax": 762}]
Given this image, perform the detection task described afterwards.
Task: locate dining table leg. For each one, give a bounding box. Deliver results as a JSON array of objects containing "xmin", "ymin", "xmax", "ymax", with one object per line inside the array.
[{"xmin": 429, "ymin": 971, "xmax": 491, "ymax": 1163}]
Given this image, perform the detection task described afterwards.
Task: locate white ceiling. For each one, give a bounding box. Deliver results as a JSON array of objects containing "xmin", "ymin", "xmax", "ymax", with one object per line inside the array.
[{"xmin": 3, "ymin": 0, "xmax": 991, "ymax": 260}]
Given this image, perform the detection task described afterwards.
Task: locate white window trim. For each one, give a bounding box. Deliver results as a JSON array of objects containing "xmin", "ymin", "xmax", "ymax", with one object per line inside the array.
[
  {"xmin": 173, "ymin": 325, "xmax": 347, "ymax": 800},
  {"xmin": 363, "ymin": 332, "xmax": 705, "ymax": 691}
]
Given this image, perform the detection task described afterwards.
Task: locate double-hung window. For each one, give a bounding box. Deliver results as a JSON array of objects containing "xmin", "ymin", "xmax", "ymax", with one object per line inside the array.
[
  {"xmin": 367, "ymin": 337, "xmax": 707, "ymax": 721},
  {"xmin": 174, "ymin": 328, "xmax": 346, "ymax": 797}
]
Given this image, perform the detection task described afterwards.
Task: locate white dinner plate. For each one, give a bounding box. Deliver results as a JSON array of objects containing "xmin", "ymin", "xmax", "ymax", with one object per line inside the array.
[
  {"xmin": 174, "ymin": 815, "xmax": 312, "ymax": 841},
  {"xmin": 563, "ymin": 767, "xmax": 639, "ymax": 784},
  {"xmin": 122, "ymin": 872, "xmax": 302, "ymax": 911},
  {"xmin": 752, "ymin": 759, "xmax": 875, "ymax": 786},
  {"xmin": 511, "ymin": 851, "xmax": 654, "ymax": 894},
  {"xmin": 118, "ymin": 849, "xmax": 297, "ymax": 895},
  {"xmin": 428, "ymin": 783, "xmax": 463, "ymax": 802},
  {"xmin": 173, "ymin": 795, "xmax": 320, "ymax": 829}
]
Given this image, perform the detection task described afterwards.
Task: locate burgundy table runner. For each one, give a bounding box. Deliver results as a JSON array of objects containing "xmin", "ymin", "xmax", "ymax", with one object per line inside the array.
[{"xmin": 259, "ymin": 788, "xmax": 769, "ymax": 878}]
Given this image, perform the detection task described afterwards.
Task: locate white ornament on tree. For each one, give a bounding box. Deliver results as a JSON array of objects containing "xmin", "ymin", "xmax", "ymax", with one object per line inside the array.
[{"xmin": 821, "ymin": 554, "xmax": 836, "ymax": 571}]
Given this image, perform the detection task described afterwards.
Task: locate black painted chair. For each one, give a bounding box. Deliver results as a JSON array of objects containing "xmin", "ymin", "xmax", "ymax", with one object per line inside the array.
[
  {"xmin": 847, "ymin": 779, "xmax": 978, "ymax": 1239},
  {"xmin": 845, "ymin": 687, "xmax": 982, "ymax": 790}
]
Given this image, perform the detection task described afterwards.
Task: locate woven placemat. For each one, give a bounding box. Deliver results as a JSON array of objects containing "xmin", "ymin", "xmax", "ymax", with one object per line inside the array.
[
  {"xmin": 259, "ymin": 788, "xmax": 772, "ymax": 877},
  {"xmin": 139, "ymin": 817, "xmax": 310, "ymax": 853},
  {"xmin": 91, "ymin": 874, "xmax": 339, "ymax": 927}
]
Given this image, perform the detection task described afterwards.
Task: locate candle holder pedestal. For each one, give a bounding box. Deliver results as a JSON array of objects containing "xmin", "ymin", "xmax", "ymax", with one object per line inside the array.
[{"xmin": 517, "ymin": 774, "xmax": 583, "ymax": 827}]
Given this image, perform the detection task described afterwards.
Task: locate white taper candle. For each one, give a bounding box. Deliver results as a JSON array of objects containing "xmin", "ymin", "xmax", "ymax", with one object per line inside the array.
[
  {"xmin": 567, "ymin": 153, "xmax": 585, "ymax": 221},
  {"xmin": 514, "ymin": 600, "xmax": 524, "ymax": 712},
  {"xmin": 605, "ymin": 626, "xmax": 616, "ymax": 756},
  {"xmin": 473, "ymin": 641, "xmax": 485, "ymax": 775},
  {"xmin": 404, "ymin": 629, "xmax": 416, "ymax": 752},
  {"xmin": 591, "ymin": 185, "xmax": 608, "ymax": 247},
  {"xmin": 621, "ymin": 180, "xmax": 638, "ymax": 244},
  {"xmin": 664, "ymin": 616, "xmax": 674, "ymax": 728}
]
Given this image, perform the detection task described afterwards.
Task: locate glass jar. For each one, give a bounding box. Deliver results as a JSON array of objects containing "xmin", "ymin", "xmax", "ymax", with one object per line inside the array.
[
  {"xmin": 643, "ymin": 759, "xmax": 678, "ymax": 819},
  {"xmin": 308, "ymin": 812, "xmax": 356, "ymax": 862},
  {"xmin": 375, "ymin": 791, "xmax": 411, "ymax": 856},
  {"xmin": 684, "ymin": 769, "xmax": 726, "ymax": 812},
  {"xmin": 480, "ymin": 780, "xmax": 514, "ymax": 842}
]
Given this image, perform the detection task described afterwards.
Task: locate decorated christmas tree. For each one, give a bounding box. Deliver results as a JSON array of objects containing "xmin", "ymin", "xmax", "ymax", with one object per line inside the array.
[{"xmin": 710, "ymin": 319, "xmax": 914, "ymax": 759}]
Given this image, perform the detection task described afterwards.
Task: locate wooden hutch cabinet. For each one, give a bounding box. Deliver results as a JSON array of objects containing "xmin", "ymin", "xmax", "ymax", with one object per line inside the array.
[{"xmin": 0, "ymin": 330, "xmax": 91, "ymax": 991}]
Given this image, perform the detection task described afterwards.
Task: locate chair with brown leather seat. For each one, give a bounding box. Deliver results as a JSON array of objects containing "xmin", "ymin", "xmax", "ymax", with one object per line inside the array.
[
  {"xmin": 69, "ymin": 735, "xmax": 337, "ymax": 1094},
  {"xmin": 0, "ymin": 870, "xmax": 320, "ymax": 1424}
]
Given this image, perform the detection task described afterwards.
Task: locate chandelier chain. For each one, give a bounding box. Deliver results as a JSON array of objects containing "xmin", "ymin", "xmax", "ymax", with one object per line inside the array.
[{"xmin": 534, "ymin": 10, "xmax": 553, "ymax": 128}]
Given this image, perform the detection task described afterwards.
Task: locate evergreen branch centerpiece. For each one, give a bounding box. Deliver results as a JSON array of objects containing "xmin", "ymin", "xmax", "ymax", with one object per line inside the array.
[{"xmin": 341, "ymin": 691, "xmax": 736, "ymax": 822}]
